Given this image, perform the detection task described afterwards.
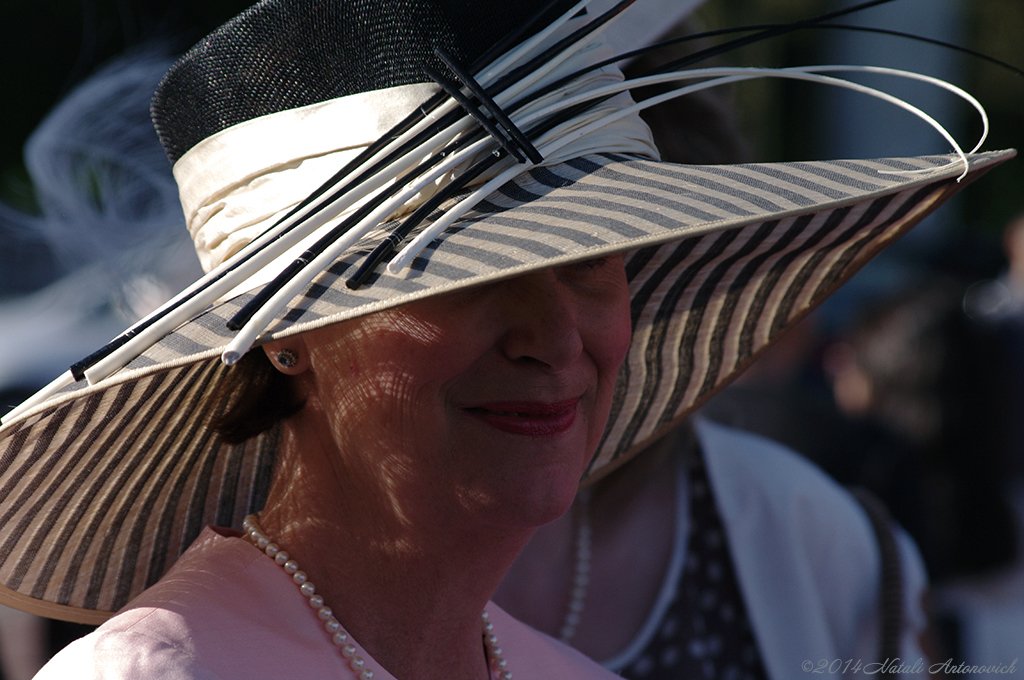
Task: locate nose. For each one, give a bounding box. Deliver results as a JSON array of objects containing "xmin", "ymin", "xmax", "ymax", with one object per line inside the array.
[{"xmin": 497, "ymin": 269, "xmax": 584, "ymax": 372}]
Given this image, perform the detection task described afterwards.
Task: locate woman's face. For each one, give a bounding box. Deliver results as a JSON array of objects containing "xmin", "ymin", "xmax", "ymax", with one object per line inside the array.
[{"xmin": 289, "ymin": 255, "xmax": 632, "ymax": 531}]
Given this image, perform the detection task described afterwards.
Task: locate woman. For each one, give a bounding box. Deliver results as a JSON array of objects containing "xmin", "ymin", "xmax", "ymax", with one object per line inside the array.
[
  {"xmin": 0, "ymin": 0, "xmax": 1008, "ymax": 677},
  {"xmin": 32, "ymin": 260, "xmax": 634, "ymax": 680}
]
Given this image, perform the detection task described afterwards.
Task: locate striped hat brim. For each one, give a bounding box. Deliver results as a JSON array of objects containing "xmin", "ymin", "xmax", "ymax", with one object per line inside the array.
[{"xmin": 0, "ymin": 148, "xmax": 1014, "ymax": 623}]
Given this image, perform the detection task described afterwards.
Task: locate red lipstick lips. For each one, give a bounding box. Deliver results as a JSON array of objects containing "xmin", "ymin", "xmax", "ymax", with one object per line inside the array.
[{"xmin": 465, "ymin": 399, "xmax": 578, "ymax": 436}]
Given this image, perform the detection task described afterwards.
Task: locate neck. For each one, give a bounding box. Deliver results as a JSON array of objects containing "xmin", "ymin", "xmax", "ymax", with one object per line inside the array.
[
  {"xmin": 493, "ymin": 429, "xmax": 682, "ymax": 660},
  {"xmin": 258, "ymin": 414, "xmax": 535, "ymax": 680}
]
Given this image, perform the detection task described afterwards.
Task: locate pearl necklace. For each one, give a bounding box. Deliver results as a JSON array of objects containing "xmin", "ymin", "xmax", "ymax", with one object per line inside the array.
[
  {"xmin": 243, "ymin": 515, "xmax": 512, "ymax": 680},
  {"xmin": 558, "ymin": 488, "xmax": 592, "ymax": 644}
]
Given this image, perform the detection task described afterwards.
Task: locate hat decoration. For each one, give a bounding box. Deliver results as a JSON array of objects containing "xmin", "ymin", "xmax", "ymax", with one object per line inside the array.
[
  {"xmin": 4, "ymin": 0, "xmax": 998, "ymax": 413},
  {"xmin": 0, "ymin": 0, "xmax": 1015, "ymax": 622}
]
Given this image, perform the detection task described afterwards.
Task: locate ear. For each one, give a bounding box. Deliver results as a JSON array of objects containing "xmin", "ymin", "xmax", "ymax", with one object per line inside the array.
[{"xmin": 262, "ymin": 337, "xmax": 310, "ymax": 375}]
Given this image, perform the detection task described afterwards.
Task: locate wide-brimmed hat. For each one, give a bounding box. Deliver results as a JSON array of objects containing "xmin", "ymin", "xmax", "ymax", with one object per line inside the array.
[{"xmin": 0, "ymin": 0, "xmax": 1013, "ymax": 623}]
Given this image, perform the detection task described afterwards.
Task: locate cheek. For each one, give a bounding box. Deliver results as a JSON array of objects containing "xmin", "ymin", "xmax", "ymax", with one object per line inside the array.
[
  {"xmin": 609, "ymin": 302, "xmax": 634, "ymax": 369},
  {"xmin": 307, "ymin": 311, "xmax": 465, "ymax": 430},
  {"xmin": 588, "ymin": 287, "xmax": 634, "ymax": 383}
]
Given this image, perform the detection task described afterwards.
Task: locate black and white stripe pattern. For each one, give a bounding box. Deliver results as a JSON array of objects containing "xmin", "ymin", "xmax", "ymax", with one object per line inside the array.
[
  {"xmin": 0, "ymin": 360, "xmax": 277, "ymax": 621},
  {"xmin": 592, "ymin": 175, "xmax": 955, "ymax": 477},
  {"xmin": 0, "ymin": 150, "xmax": 1011, "ymax": 621}
]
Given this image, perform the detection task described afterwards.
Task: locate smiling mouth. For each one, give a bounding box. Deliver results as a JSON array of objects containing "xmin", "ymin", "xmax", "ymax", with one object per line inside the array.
[{"xmin": 464, "ymin": 399, "xmax": 579, "ymax": 437}]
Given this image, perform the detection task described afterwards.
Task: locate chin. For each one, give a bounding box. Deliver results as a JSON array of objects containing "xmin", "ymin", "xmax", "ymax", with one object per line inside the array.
[
  {"xmin": 453, "ymin": 431, "xmax": 593, "ymax": 530},
  {"xmin": 499, "ymin": 469, "xmax": 582, "ymax": 529}
]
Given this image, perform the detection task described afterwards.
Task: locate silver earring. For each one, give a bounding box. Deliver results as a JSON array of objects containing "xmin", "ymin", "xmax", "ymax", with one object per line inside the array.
[{"xmin": 276, "ymin": 349, "xmax": 298, "ymax": 368}]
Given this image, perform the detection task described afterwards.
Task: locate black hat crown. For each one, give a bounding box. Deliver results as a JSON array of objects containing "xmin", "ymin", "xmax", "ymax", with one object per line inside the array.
[{"xmin": 152, "ymin": 0, "xmax": 574, "ymax": 164}]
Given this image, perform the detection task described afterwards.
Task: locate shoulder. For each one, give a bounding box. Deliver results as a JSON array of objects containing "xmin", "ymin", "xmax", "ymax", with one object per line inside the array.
[
  {"xmin": 35, "ymin": 527, "xmax": 345, "ymax": 679},
  {"xmin": 694, "ymin": 416, "xmax": 875, "ymax": 544},
  {"xmin": 34, "ymin": 609, "xmax": 215, "ymax": 680},
  {"xmin": 695, "ymin": 416, "xmax": 834, "ymax": 483},
  {"xmin": 694, "ymin": 417, "xmax": 880, "ymax": 649},
  {"xmin": 692, "ymin": 417, "xmax": 927, "ymax": 663}
]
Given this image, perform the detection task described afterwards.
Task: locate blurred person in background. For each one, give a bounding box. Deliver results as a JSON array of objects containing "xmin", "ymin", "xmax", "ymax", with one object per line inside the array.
[
  {"xmin": 826, "ymin": 280, "xmax": 1017, "ymax": 581},
  {"xmin": 965, "ymin": 212, "xmax": 1024, "ymax": 483}
]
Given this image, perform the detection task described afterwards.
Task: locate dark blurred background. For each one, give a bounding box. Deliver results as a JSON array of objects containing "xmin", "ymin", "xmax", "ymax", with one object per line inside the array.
[{"xmin": 1, "ymin": 0, "xmax": 251, "ymax": 208}]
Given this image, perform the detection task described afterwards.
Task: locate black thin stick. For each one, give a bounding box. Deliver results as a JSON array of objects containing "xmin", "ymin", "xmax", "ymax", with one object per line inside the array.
[
  {"xmin": 424, "ymin": 63, "xmax": 527, "ymax": 163},
  {"xmin": 434, "ymin": 47, "xmax": 544, "ymax": 164}
]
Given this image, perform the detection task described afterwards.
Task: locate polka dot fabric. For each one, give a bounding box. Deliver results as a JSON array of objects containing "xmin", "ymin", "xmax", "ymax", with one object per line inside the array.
[{"xmin": 621, "ymin": 447, "xmax": 768, "ymax": 680}]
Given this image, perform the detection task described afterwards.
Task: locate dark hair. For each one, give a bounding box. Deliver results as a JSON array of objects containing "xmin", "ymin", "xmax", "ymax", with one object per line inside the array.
[{"xmin": 212, "ymin": 349, "xmax": 305, "ymax": 444}]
